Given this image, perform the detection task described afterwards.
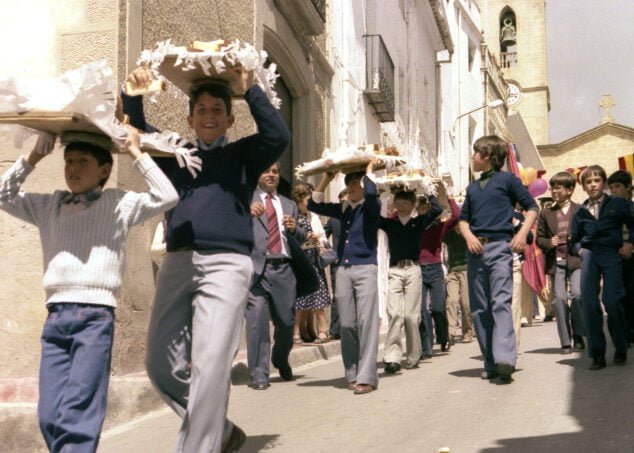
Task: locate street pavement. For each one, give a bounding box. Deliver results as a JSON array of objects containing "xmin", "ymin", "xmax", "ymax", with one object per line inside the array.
[{"xmin": 99, "ymin": 320, "xmax": 634, "ymax": 453}]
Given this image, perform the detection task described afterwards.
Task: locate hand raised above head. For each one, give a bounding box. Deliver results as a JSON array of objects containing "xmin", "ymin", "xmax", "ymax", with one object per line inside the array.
[
  {"xmin": 124, "ymin": 125, "xmax": 142, "ymax": 159},
  {"xmin": 127, "ymin": 66, "xmax": 153, "ymax": 88}
]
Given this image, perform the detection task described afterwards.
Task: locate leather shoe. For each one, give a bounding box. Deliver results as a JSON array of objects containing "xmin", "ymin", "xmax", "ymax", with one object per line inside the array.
[
  {"xmin": 250, "ymin": 382, "xmax": 270, "ymax": 390},
  {"xmin": 497, "ymin": 362, "xmax": 514, "ymax": 382},
  {"xmin": 481, "ymin": 370, "xmax": 499, "ymax": 380},
  {"xmin": 573, "ymin": 335, "xmax": 585, "ymax": 350},
  {"xmin": 441, "ymin": 342, "xmax": 451, "ymax": 352},
  {"xmin": 347, "ymin": 381, "xmax": 357, "ymax": 390},
  {"xmin": 420, "ymin": 353, "xmax": 432, "ymax": 360},
  {"xmin": 561, "ymin": 346, "xmax": 573, "ymax": 354},
  {"xmin": 353, "ymin": 383, "xmax": 375, "ymax": 395},
  {"xmin": 590, "ymin": 355, "xmax": 606, "ymax": 370},
  {"xmin": 221, "ymin": 424, "xmax": 246, "ymax": 453},
  {"xmin": 614, "ymin": 350, "xmax": 627, "ymax": 365},
  {"xmin": 384, "ymin": 362, "xmax": 401, "ymax": 374}
]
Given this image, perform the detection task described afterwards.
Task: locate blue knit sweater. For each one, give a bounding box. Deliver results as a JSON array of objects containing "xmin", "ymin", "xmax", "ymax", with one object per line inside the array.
[
  {"xmin": 123, "ymin": 85, "xmax": 290, "ymax": 255},
  {"xmin": 460, "ymin": 171, "xmax": 537, "ymax": 241},
  {"xmin": 308, "ymin": 176, "xmax": 381, "ymax": 265}
]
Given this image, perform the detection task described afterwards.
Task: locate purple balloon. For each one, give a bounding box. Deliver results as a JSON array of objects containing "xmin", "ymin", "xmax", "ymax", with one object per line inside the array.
[{"xmin": 528, "ymin": 178, "xmax": 548, "ymax": 197}]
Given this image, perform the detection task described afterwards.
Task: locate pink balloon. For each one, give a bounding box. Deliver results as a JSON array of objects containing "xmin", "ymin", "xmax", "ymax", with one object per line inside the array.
[{"xmin": 528, "ymin": 178, "xmax": 548, "ymax": 197}]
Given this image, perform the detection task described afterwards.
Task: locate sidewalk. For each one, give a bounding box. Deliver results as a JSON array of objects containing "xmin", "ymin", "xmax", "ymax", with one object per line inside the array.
[{"xmin": 1, "ymin": 329, "xmax": 379, "ymax": 453}]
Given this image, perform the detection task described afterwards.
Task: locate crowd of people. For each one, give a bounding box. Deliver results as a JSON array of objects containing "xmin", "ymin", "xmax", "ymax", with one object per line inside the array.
[{"xmin": 1, "ymin": 60, "xmax": 633, "ymax": 453}]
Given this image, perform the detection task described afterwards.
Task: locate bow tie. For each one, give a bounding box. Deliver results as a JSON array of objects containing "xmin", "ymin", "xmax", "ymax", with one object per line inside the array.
[{"xmin": 62, "ymin": 188, "xmax": 102, "ymax": 206}]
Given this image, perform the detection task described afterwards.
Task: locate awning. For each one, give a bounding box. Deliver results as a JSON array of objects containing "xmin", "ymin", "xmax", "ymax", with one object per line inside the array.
[{"xmin": 507, "ymin": 111, "xmax": 545, "ymax": 170}]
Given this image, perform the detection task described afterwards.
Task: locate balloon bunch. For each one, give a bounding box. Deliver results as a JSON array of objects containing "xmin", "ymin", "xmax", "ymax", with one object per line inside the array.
[{"xmin": 518, "ymin": 162, "xmax": 548, "ymax": 197}]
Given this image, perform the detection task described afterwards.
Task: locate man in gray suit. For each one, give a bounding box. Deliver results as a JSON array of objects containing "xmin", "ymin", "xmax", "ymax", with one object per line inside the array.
[{"xmin": 247, "ymin": 162, "xmax": 306, "ymax": 389}]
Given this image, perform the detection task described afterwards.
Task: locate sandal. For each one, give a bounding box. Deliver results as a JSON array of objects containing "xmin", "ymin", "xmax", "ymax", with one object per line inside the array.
[{"xmin": 314, "ymin": 331, "xmax": 330, "ymax": 344}]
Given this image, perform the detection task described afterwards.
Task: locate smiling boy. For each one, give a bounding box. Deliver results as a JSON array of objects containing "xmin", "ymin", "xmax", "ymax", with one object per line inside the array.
[
  {"xmin": 0, "ymin": 128, "xmax": 178, "ymax": 452},
  {"xmin": 571, "ymin": 165, "xmax": 634, "ymax": 370},
  {"xmin": 124, "ymin": 67, "xmax": 289, "ymax": 452}
]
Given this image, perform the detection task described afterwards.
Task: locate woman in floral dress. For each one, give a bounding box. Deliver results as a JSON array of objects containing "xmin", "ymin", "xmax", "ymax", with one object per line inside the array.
[{"xmin": 292, "ymin": 183, "xmax": 332, "ymax": 344}]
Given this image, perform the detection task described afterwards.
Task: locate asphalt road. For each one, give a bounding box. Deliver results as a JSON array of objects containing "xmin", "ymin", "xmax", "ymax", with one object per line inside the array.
[{"xmin": 99, "ymin": 320, "xmax": 634, "ymax": 452}]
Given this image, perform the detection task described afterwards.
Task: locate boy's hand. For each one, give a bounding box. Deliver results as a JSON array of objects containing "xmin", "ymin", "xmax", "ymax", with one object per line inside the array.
[
  {"xmin": 464, "ymin": 233, "xmax": 484, "ymax": 254},
  {"xmin": 26, "ymin": 132, "xmax": 56, "ymax": 167},
  {"xmin": 367, "ymin": 157, "xmax": 380, "ymax": 174},
  {"xmin": 124, "ymin": 125, "xmax": 142, "ymax": 159},
  {"xmin": 510, "ymin": 233, "xmax": 528, "ymax": 253},
  {"xmin": 126, "ymin": 67, "xmax": 154, "ymax": 90},
  {"xmin": 316, "ymin": 170, "xmax": 337, "ymax": 193},
  {"xmin": 227, "ymin": 65, "xmax": 254, "ymax": 95},
  {"xmin": 283, "ymin": 215, "xmax": 296, "ymax": 234},
  {"xmin": 619, "ymin": 243, "xmax": 633, "ymax": 259},
  {"xmin": 550, "ymin": 236, "xmax": 560, "ymax": 247},
  {"xmin": 251, "ymin": 202, "xmax": 265, "ymax": 218}
]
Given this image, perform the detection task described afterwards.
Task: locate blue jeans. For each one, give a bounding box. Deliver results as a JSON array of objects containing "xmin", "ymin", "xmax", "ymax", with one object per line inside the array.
[
  {"xmin": 467, "ymin": 241, "xmax": 516, "ymax": 371},
  {"xmin": 419, "ymin": 263, "xmax": 448, "ymax": 355},
  {"xmin": 38, "ymin": 303, "xmax": 115, "ymax": 453},
  {"xmin": 580, "ymin": 247, "xmax": 628, "ymax": 357}
]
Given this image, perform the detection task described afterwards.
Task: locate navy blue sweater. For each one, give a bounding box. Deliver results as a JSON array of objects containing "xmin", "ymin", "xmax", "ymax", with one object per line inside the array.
[
  {"xmin": 460, "ymin": 171, "xmax": 537, "ymax": 241},
  {"xmin": 571, "ymin": 195, "xmax": 634, "ymax": 253},
  {"xmin": 380, "ymin": 195, "xmax": 442, "ymax": 266},
  {"xmin": 308, "ymin": 176, "xmax": 381, "ymax": 265},
  {"xmin": 123, "ymin": 85, "xmax": 290, "ymax": 255}
]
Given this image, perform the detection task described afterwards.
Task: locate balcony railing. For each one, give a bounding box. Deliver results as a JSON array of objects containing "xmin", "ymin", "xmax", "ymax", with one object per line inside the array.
[
  {"xmin": 311, "ymin": 0, "xmax": 326, "ymax": 21},
  {"xmin": 363, "ymin": 35, "xmax": 395, "ymax": 122},
  {"xmin": 500, "ymin": 51, "xmax": 517, "ymax": 68}
]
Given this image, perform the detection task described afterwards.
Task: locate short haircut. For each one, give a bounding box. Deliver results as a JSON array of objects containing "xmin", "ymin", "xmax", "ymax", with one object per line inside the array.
[
  {"xmin": 344, "ymin": 171, "xmax": 365, "ymax": 186},
  {"xmin": 549, "ymin": 171, "xmax": 576, "ymax": 190},
  {"xmin": 189, "ymin": 82, "xmax": 232, "ymax": 116},
  {"xmin": 472, "ymin": 135, "xmax": 508, "ymax": 170},
  {"xmin": 291, "ymin": 182, "xmax": 312, "ymax": 204},
  {"xmin": 393, "ymin": 190, "xmax": 416, "ymax": 204},
  {"xmin": 580, "ymin": 165, "xmax": 607, "ymax": 184},
  {"xmin": 64, "ymin": 141, "xmax": 113, "ymax": 186},
  {"xmin": 608, "ymin": 170, "xmax": 632, "ymax": 187}
]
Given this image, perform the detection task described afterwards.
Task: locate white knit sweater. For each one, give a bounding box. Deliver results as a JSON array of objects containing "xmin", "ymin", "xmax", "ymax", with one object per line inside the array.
[{"xmin": 0, "ymin": 153, "xmax": 178, "ymax": 307}]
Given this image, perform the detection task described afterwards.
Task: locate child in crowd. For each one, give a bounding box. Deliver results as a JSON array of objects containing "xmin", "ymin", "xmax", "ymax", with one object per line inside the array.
[
  {"xmin": 124, "ymin": 66, "xmax": 289, "ymax": 451},
  {"xmin": 571, "ymin": 165, "xmax": 634, "ymax": 370},
  {"xmin": 308, "ymin": 160, "xmax": 380, "ymax": 395},
  {"xmin": 380, "ymin": 189, "xmax": 442, "ymax": 373},
  {"xmin": 444, "ymin": 225, "xmax": 474, "ymax": 343},
  {"xmin": 0, "ymin": 128, "xmax": 178, "ymax": 452},
  {"xmin": 536, "ymin": 171, "xmax": 585, "ymax": 354},
  {"xmin": 418, "ymin": 192, "xmax": 459, "ymax": 356},
  {"xmin": 459, "ymin": 135, "xmax": 538, "ymax": 383},
  {"xmin": 608, "ymin": 169, "xmax": 634, "ymax": 344}
]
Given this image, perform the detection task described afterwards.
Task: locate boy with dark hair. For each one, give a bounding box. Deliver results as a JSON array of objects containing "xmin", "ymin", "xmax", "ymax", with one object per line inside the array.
[
  {"xmin": 459, "ymin": 135, "xmax": 538, "ymax": 382},
  {"xmin": 308, "ymin": 160, "xmax": 381, "ymax": 394},
  {"xmin": 0, "ymin": 128, "xmax": 178, "ymax": 452},
  {"xmin": 380, "ymin": 189, "xmax": 442, "ymax": 372},
  {"xmin": 124, "ymin": 66, "xmax": 289, "ymax": 451},
  {"xmin": 608, "ymin": 169, "xmax": 634, "ymax": 344},
  {"xmin": 324, "ymin": 188, "xmax": 348, "ymax": 340},
  {"xmin": 536, "ymin": 171, "xmax": 585, "ymax": 354},
  {"xmin": 571, "ymin": 165, "xmax": 634, "ymax": 370}
]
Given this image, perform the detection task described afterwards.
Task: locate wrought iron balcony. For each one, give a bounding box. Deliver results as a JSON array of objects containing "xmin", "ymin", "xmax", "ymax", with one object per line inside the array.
[{"xmin": 363, "ymin": 34, "xmax": 395, "ymax": 122}]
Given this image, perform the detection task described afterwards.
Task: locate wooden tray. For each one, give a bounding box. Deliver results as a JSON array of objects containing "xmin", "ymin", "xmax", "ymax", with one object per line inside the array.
[
  {"xmin": 0, "ymin": 111, "xmax": 173, "ymax": 156},
  {"xmin": 158, "ymin": 54, "xmax": 245, "ymax": 97},
  {"xmin": 299, "ymin": 156, "xmax": 405, "ymax": 177}
]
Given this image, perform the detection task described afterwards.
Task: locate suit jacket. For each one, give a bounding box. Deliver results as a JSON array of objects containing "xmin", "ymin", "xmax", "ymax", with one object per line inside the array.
[
  {"xmin": 536, "ymin": 202, "xmax": 582, "ymax": 275},
  {"xmin": 251, "ymin": 192, "xmax": 319, "ymax": 297}
]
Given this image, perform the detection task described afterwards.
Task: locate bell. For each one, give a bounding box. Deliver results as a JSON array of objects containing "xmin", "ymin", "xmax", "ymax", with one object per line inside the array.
[
  {"xmin": 500, "ymin": 17, "xmax": 516, "ymax": 47},
  {"xmin": 501, "ymin": 27, "xmax": 516, "ymax": 47}
]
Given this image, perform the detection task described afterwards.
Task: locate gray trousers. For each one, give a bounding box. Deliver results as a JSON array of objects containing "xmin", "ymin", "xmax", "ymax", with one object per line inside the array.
[
  {"xmin": 146, "ymin": 251, "xmax": 253, "ymax": 453},
  {"xmin": 467, "ymin": 241, "xmax": 516, "ymax": 372},
  {"xmin": 552, "ymin": 264, "xmax": 585, "ymax": 347},
  {"xmin": 446, "ymin": 269, "xmax": 473, "ymax": 339},
  {"xmin": 336, "ymin": 264, "xmax": 380, "ymax": 388},
  {"xmin": 383, "ymin": 264, "xmax": 422, "ymax": 366},
  {"xmin": 246, "ymin": 262, "xmax": 296, "ymax": 384}
]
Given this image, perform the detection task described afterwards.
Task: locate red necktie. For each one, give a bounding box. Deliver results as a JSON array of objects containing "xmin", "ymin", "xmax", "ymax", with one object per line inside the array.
[{"xmin": 265, "ymin": 194, "xmax": 282, "ymax": 254}]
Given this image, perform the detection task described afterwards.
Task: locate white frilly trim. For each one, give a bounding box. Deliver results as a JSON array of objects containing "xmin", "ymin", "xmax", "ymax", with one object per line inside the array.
[
  {"xmin": 0, "ymin": 60, "xmax": 203, "ymax": 177},
  {"xmin": 374, "ymin": 173, "xmax": 438, "ymax": 197},
  {"xmin": 137, "ymin": 39, "xmax": 281, "ymax": 108}
]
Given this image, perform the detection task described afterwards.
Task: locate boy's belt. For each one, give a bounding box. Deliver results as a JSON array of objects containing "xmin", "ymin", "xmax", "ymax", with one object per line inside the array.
[
  {"xmin": 394, "ymin": 259, "xmax": 417, "ymax": 268},
  {"xmin": 477, "ymin": 236, "xmax": 502, "ymax": 244},
  {"xmin": 266, "ymin": 257, "xmax": 292, "ymax": 265}
]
